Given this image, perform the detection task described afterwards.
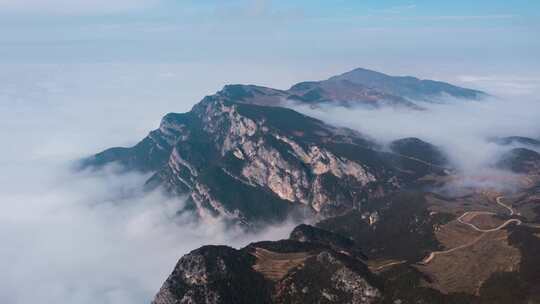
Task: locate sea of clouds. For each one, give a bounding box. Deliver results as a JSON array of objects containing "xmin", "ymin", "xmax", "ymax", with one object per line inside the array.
[
  {"xmin": 291, "ymin": 78, "xmax": 540, "ymax": 178},
  {"xmin": 1, "ymin": 63, "xmax": 539, "ymax": 304},
  {"xmin": 0, "ymin": 63, "xmax": 301, "ymax": 304}
]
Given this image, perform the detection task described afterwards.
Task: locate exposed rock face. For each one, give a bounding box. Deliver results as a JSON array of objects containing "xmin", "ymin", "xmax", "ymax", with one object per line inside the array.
[
  {"xmin": 273, "ymin": 251, "xmax": 381, "ymax": 304},
  {"xmin": 152, "ymin": 246, "xmax": 271, "ymax": 304},
  {"xmin": 84, "ymin": 88, "xmax": 445, "ymax": 224},
  {"xmin": 153, "ymin": 230, "xmax": 382, "ymax": 304},
  {"xmin": 82, "ymin": 68, "xmax": 470, "ymax": 225}
]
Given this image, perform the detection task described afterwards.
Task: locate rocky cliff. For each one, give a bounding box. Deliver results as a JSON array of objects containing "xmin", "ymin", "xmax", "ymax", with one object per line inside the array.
[
  {"xmin": 83, "ymin": 82, "xmax": 449, "ymax": 225},
  {"xmin": 152, "ymin": 225, "xmax": 382, "ymax": 304}
]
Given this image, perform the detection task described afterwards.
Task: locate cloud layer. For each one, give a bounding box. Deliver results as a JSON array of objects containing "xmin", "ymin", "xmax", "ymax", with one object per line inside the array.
[
  {"xmin": 0, "ymin": 64, "xmax": 299, "ymax": 304},
  {"xmin": 290, "ymin": 82, "xmax": 540, "ymax": 178},
  {"xmin": 1, "ymin": 63, "xmax": 539, "ymax": 303}
]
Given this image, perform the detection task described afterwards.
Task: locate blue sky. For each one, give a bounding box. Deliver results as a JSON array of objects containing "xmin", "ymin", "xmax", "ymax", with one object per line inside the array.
[{"xmin": 0, "ymin": 0, "xmax": 538, "ymax": 74}]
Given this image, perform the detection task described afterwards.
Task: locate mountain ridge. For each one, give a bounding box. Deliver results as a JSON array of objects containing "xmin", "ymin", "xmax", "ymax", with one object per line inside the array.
[
  {"xmin": 328, "ymin": 67, "xmax": 487, "ymax": 101},
  {"xmin": 211, "ymin": 67, "xmax": 487, "ymax": 109},
  {"xmin": 82, "ymin": 68, "xmax": 460, "ymax": 226}
]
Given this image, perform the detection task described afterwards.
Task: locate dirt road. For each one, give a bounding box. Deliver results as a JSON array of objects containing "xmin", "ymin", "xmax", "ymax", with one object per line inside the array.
[{"xmin": 420, "ymin": 196, "xmax": 520, "ymax": 265}]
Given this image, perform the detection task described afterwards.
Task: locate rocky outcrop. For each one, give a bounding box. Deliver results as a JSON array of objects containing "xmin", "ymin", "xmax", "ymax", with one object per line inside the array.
[
  {"xmin": 152, "ymin": 245, "xmax": 271, "ymax": 304},
  {"xmin": 273, "ymin": 250, "xmax": 381, "ymax": 304},
  {"xmin": 152, "ymin": 229, "xmax": 382, "ymax": 304}
]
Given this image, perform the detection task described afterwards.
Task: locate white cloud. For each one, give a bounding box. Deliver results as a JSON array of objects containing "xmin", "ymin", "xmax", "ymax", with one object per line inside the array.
[
  {"xmin": 0, "ymin": 63, "xmax": 301, "ymax": 304},
  {"xmin": 290, "ymin": 81, "xmax": 540, "ymax": 178},
  {"xmin": 0, "ymin": 161, "xmax": 297, "ymax": 304},
  {"xmin": 456, "ymin": 75, "xmax": 540, "ymax": 96},
  {"xmin": 0, "ymin": 0, "xmax": 160, "ymax": 15}
]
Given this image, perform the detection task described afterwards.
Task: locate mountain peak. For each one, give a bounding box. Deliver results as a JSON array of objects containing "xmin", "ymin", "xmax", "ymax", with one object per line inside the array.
[
  {"xmin": 328, "ymin": 67, "xmax": 486, "ymax": 101},
  {"xmin": 335, "ymin": 67, "xmax": 392, "ymax": 79}
]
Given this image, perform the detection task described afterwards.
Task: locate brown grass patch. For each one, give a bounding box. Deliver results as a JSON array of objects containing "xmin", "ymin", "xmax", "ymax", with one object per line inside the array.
[
  {"xmin": 251, "ymin": 248, "xmax": 311, "ymax": 281},
  {"xmin": 468, "ymin": 213, "xmax": 506, "ymax": 230},
  {"xmin": 436, "ymin": 220, "xmax": 483, "ymax": 249},
  {"xmin": 416, "ymin": 229, "xmax": 521, "ymax": 295}
]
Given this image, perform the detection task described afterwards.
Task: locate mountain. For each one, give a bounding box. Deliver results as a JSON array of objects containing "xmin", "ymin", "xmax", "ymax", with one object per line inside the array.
[
  {"xmin": 388, "ymin": 137, "xmax": 449, "ymax": 168},
  {"xmin": 152, "ymin": 227, "xmax": 382, "ymax": 304},
  {"xmin": 497, "ymin": 148, "xmax": 540, "ymax": 174},
  {"xmin": 183, "ymin": 67, "xmax": 487, "ymax": 110},
  {"xmin": 80, "ymin": 68, "xmax": 540, "ymax": 304},
  {"xmin": 82, "ymin": 68, "xmax": 483, "ymax": 225},
  {"xmin": 83, "ymin": 83, "xmax": 447, "ymax": 226},
  {"xmin": 287, "ymin": 78, "xmax": 420, "ymax": 109},
  {"xmin": 327, "ymin": 68, "xmax": 487, "ymax": 101}
]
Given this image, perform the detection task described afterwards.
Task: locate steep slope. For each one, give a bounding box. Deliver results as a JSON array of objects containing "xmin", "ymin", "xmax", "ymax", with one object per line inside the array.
[{"xmin": 83, "ymin": 88, "xmax": 446, "ymax": 225}]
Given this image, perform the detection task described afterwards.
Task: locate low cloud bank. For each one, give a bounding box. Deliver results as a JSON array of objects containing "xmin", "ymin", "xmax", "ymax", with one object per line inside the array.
[
  {"xmin": 293, "ymin": 97, "xmax": 539, "ymax": 172},
  {"xmin": 290, "ymin": 81, "xmax": 540, "ymax": 191},
  {"xmin": 0, "ymin": 64, "xmax": 298, "ymax": 304},
  {"xmin": 0, "ymin": 162, "xmax": 297, "ymax": 304},
  {"xmin": 1, "ymin": 63, "xmax": 539, "ymax": 303}
]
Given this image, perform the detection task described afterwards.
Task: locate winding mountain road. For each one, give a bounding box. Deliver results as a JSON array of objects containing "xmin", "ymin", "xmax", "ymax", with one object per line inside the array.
[
  {"xmin": 421, "ymin": 234, "xmax": 486, "ymax": 264},
  {"xmin": 456, "ymin": 211, "xmax": 521, "ymax": 233},
  {"xmin": 496, "ymin": 196, "xmax": 514, "ymax": 216},
  {"xmin": 420, "ymin": 196, "xmax": 522, "ymax": 265},
  {"xmin": 370, "ymin": 260, "xmax": 407, "ymax": 272}
]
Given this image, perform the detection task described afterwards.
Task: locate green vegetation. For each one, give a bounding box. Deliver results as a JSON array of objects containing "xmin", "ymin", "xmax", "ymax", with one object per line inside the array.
[{"xmin": 318, "ymin": 192, "xmax": 443, "ymax": 262}]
